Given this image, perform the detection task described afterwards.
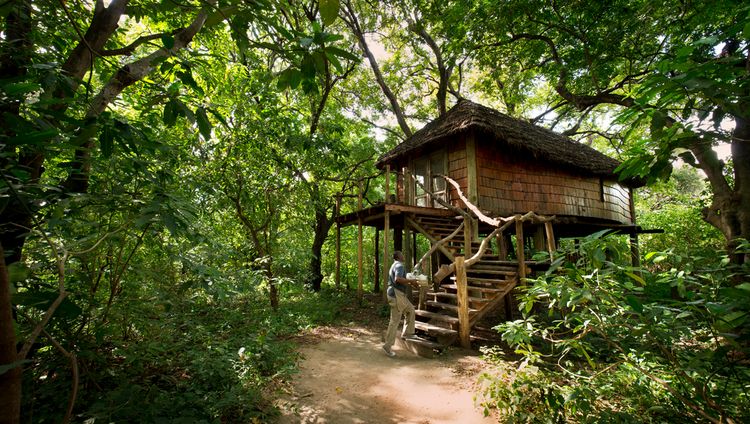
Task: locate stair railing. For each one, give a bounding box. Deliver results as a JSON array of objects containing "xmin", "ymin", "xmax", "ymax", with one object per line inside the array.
[{"xmin": 406, "ymin": 171, "xmax": 557, "ymax": 348}]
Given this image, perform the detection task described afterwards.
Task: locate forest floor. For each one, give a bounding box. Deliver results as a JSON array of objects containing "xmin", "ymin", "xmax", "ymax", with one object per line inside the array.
[{"xmin": 273, "ymin": 295, "xmax": 498, "ymax": 423}]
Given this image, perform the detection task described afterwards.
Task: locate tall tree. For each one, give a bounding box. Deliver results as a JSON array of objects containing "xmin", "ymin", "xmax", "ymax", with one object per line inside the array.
[
  {"xmin": 448, "ymin": 0, "xmax": 750, "ymax": 264},
  {"xmin": 0, "ymin": 0, "xmax": 353, "ymax": 419}
]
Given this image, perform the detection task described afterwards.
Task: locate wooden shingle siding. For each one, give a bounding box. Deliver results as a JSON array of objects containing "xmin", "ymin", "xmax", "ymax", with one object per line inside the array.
[
  {"xmin": 476, "ymin": 144, "xmax": 633, "ymax": 224},
  {"xmin": 448, "ymin": 139, "xmax": 468, "ymax": 208}
]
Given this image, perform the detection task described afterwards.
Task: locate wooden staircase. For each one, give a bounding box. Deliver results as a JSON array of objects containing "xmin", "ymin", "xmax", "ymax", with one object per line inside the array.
[{"xmin": 404, "ymin": 215, "xmax": 519, "ymax": 351}]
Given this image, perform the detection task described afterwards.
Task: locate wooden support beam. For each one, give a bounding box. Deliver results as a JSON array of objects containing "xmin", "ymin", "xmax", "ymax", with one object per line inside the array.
[
  {"xmin": 357, "ymin": 181, "xmax": 364, "ymax": 303},
  {"xmin": 405, "ymin": 217, "xmax": 456, "ymax": 261},
  {"xmin": 383, "ymin": 211, "xmax": 390, "ymax": 301},
  {"xmin": 412, "ymin": 231, "xmax": 418, "ymax": 268},
  {"xmin": 533, "ymin": 226, "xmax": 545, "ymax": 254},
  {"xmin": 394, "ymin": 228, "xmax": 403, "ymax": 252},
  {"xmin": 628, "ymin": 188, "xmax": 641, "ymax": 268},
  {"xmin": 515, "ymin": 217, "xmax": 526, "ymax": 283},
  {"xmin": 630, "ymin": 234, "xmax": 641, "ymax": 269},
  {"xmin": 498, "ymin": 233, "xmax": 509, "ymax": 260},
  {"xmin": 544, "ymin": 221, "xmax": 556, "ymax": 260},
  {"xmin": 418, "ymin": 286, "xmax": 426, "ymax": 311},
  {"xmin": 464, "ymin": 216, "xmax": 473, "ymax": 256},
  {"xmin": 374, "ymin": 229, "xmax": 380, "ymax": 293},
  {"xmin": 403, "ymin": 228, "xmax": 412, "ymax": 271},
  {"xmin": 335, "ymin": 196, "xmax": 341, "ymax": 288},
  {"xmin": 455, "ymin": 255, "xmax": 470, "ymax": 349}
]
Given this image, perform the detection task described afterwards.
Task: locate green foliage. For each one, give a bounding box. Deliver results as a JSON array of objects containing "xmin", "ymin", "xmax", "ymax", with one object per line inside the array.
[
  {"xmin": 479, "ymin": 233, "xmax": 750, "ymax": 423},
  {"xmin": 636, "ymin": 166, "xmax": 723, "ymax": 265},
  {"xmin": 22, "ymin": 279, "xmax": 352, "ymax": 422}
]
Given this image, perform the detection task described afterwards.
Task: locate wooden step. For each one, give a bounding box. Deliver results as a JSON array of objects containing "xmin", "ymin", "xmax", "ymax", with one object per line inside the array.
[
  {"xmin": 426, "ymin": 300, "xmax": 478, "ymax": 315},
  {"xmin": 475, "ymin": 260, "xmax": 520, "ymax": 267},
  {"xmin": 423, "ymin": 223, "xmax": 461, "ymax": 230},
  {"xmin": 395, "ymin": 334, "xmax": 444, "ymax": 358},
  {"xmin": 441, "ymin": 284, "xmax": 505, "ymax": 294},
  {"xmin": 416, "ymin": 218, "xmax": 460, "ymax": 226},
  {"xmin": 414, "ymin": 321, "xmax": 458, "ymax": 337},
  {"xmin": 428, "ymin": 292, "xmax": 491, "ymax": 304},
  {"xmin": 466, "ymin": 268, "xmax": 517, "ymax": 276},
  {"xmin": 415, "ymin": 309, "xmax": 459, "ymax": 324},
  {"xmin": 472, "ymin": 264, "xmax": 518, "ymax": 272},
  {"xmin": 450, "ymin": 276, "xmax": 515, "ymax": 287}
]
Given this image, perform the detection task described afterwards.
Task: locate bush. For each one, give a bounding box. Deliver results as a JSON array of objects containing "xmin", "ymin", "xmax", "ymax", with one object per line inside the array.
[
  {"xmin": 21, "ymin": 286, "xmax": 352, "ymax": 423},
  {"xmin": 479, "ymin": 233, "xmax": 750, "ymax": 423}
]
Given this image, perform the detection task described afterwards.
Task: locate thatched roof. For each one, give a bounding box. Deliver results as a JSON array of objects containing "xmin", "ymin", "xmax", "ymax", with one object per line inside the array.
[{"xmin": 376, "ymin": 100, "xmax": 632, "ymax": 183}]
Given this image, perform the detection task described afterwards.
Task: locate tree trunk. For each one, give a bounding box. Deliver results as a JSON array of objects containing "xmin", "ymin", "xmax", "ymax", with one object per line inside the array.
[
  {"xmin": 0, "ymin": 4, "xmax": 32, "ymax": 422},
  {"xmin": 308, "ymin": 207, "xmax": 333, "ymax": 292},
  {"xmin": 265, "ymin": 262, "xmax": 278, "ymax": 310},
  {"xmin": 0, "ymin": 245, "xmax": 21, "ymax": 424},
  {"xmin": 700, "ymin": 116, "xmax": 750, "ymax": 267},
  {"xmin": 728, "ymin": 116, "xmax": 750, "ymax": 265}
]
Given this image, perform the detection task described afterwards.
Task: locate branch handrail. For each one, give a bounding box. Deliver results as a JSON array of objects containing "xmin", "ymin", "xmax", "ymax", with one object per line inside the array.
[
  {"xmin": 409, "ymin": 171, "xmax": 471, "ymax": 220},
  {"xmin": 433, "ymin": 212, "xmax": 556, "ymax": 282},
  {"xmin": 400, "ymin": 170, "xmax": 555, "ymax": 281},
  {"xmin": 436, "ymin": 174, "xmax": 504, "ymax": 227},
  {"xmin": 414, "ymin": 222, "xmax": 464, "ymax": 272}
]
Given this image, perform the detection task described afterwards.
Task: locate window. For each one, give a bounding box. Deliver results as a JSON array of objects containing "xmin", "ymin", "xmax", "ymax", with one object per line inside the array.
[
  {"xmin": 411, "ymin": 150, "xmax": 447, "ymax": 208},
  {"xmin": 430, "ymin": 152, "xmax": 447, "ymax": 207},
  {"xmin": 414, "ymin": 158, "xmax": 429, "ymax": 207}
]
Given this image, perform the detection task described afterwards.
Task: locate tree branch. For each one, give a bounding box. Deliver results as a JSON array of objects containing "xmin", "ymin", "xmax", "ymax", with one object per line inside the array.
[
  {"xmin": 100, "ymin": 30, "xmax": 180, "ymax": 56},
  {"xmin": 341, "ymin": 0, "xmax": 412, "ymax": 137}
]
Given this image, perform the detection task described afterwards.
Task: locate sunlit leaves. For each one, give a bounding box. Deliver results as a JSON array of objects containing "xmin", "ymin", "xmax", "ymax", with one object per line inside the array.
[
  {"xmin": 319, "ymin": 0, "xmax": 340, "ymax": 26},
  {"xmin": 196, "ymin": 107, "xmax": 212, "ymax": 140}
]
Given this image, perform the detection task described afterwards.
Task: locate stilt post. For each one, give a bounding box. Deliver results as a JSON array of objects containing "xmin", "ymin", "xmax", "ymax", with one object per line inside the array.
[
  {"xmin": 515, "ymin": 216, "xmax": 526, "ymax": 283},
  {"xmin": 335, "ymin": 195, "xmax": 341, "ymax": 288},
  {"xmin": 357, "ymin": 181, "xmax": 363, "ymax": 303},
  {"xmin": 544, "ymin": 221, "xmax": 556, "ymax": 260},
  {"xmin": 455, "ymin": 255, "xmax": 470, "ymax": 348}
]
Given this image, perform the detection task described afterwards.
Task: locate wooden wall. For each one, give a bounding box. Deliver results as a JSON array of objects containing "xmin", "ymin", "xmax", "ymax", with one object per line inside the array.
[
  {"xmin": 447, "ymin": 138, "xmax": 467, "ymax": 209},
  {"xmin": 475, "ymin": 143, "xmax": 633, "ymax": 224}
]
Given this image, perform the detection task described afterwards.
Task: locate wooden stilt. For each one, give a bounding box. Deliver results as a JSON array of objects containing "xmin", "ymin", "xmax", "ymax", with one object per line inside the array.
[
  {"xmin": 628, "ymin": 188, "xmax": 641, "ymax": 268},
  {"xmin": 498, "ymin": 232, "xmax": 509, "ymax": 260},
  {"xmin": 335, "ymin": 196, "xmax": 341, "ymax": 288},
  {"xmin": 383, "ymin": 212, "xmax": 390, "ymax": 302},
  {"xmin": 455, "ymin": 255, "xmax": 470, "ymax": 349},
  {"xmin": 374, "ymin": 229, "xmax": 380, "ymax": 293},
  {"xmin": 403, "ymin": 228, "xmax": 411, "ymax": 271},
  {"xmin": 515, "ymin": 217, "xmax": 526, "ymax": 284},
  {"xmin": 630, "ymin": 234, "xmax": 641, "ymax": 268},
  {"xmin": 383, "ymin": 165, "xmax": 391, "ymax": 301},
  {"xmin": 533, "ymin": 226, "xmax": 545, "ymax": 254},
  {"xmin": 463, "ymin": 216, "xmax": 473, "ymax": 256},
  {"xmin": 357, "ymin": 183, "xmax": 363, "ymax": 301},
  {"xmin": 544, "ymin": 221, "xmax": 556, "ymax": 260},
  {"xmin": 412, "ymin": 232, "xmax": 418, "ymax": 268}
]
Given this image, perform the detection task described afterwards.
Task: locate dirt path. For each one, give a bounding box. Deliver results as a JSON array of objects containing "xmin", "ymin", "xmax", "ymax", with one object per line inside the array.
[{"xmin": 275, "ymin": 326, "xmax": 496, "ymax": 424}]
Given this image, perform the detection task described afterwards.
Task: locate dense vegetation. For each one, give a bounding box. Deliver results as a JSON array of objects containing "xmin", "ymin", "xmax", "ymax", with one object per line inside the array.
[{"xmin": 1, "ymin": 0, "xmax": 748, "ymax": 423}]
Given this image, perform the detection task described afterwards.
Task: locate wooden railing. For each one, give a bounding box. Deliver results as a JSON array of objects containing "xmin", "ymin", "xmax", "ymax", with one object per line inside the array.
[
  {"xmin": 385, "ymin": 167, "xmax": 555, "ymax": 347},
  {"xmin": 403, "ymin": 171, "xmax": 557, "ymax": 348}
]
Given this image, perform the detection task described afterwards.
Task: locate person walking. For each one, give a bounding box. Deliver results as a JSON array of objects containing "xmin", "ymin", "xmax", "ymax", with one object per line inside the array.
[{"xmin": 383, "ymin": 251, "xmax": 421, "ymax": 357}]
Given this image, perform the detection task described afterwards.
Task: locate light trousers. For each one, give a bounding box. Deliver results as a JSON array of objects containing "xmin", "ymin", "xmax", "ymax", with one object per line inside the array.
[{"xmin": 384, "ymin": 289, "xmax": 415, "ymax": 349}]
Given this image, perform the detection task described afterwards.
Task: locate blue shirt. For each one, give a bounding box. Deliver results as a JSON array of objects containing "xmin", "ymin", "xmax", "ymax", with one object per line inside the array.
[{"xmin": 387, "ymin": 260, "xmax": 407, "ymax": 297}]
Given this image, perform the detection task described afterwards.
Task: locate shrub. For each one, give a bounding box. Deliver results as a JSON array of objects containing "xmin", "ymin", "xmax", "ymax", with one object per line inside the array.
[{"xmin": 479, "ymin": 233, "xmax": 750, "ymax": 423}]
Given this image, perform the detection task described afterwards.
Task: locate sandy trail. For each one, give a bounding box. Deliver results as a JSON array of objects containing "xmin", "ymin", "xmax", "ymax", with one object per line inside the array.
[{"xmin": 275, "ymin": 327, "xmax": 495, "ymax": 424}]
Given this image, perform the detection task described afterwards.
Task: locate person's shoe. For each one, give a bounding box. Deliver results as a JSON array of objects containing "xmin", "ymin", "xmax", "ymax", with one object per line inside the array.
[
  {"xmin": 403, "ymin": 334, "xmax": 420, "ymax": 341},
  {"xmin": 382, "ymin": 345, "xmax": 396, "ymax": 357}
]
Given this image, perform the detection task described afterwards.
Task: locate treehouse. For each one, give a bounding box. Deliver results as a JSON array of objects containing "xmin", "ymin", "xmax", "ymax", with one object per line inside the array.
[{"xmin": 336, "ymin": 99, "xmax": 645, "ymax": 354}]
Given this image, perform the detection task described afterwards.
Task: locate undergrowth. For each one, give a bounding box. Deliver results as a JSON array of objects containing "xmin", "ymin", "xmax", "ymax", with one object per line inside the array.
[
  {"xmin": 22, "ymin": 286, "xmax": 352, "ymax": 423},
  {"xmin": 478, "ymin": 232, "xmax": 750, "ymax": 423}
]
